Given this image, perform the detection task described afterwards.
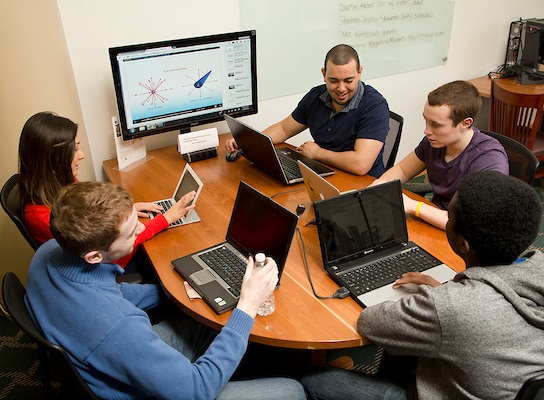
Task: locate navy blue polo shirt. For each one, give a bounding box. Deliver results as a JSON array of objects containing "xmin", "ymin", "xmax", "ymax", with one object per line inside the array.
[{"xmin": 291, "ymin": 81, "xmax": 389, "ymax": 177}]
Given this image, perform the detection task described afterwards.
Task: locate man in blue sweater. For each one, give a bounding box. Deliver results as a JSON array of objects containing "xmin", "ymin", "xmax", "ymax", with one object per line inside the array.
[{"xmin": 24, "ymin": 181, "xmax": 306, "ymax": 400}]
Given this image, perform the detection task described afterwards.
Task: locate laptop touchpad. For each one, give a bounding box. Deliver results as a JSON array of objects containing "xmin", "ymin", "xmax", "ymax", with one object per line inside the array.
[{"xmin": 190, "ymin": 269, "xmax": 217, "ymax": 285}]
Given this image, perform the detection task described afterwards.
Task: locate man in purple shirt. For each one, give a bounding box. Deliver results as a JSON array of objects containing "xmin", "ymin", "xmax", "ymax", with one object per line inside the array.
[{"xmin": 372, "ymin": 80, "xmax": 509, "ymax": 230}]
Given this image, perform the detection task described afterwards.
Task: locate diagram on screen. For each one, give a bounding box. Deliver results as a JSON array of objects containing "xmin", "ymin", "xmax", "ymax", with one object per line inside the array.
[
  {"xmin": 135, "ymin": 77, "xmax": 173, "ymax": 107},
  {"xmin": 183, "ymin": 69, "xmax": 218, "ymax": 97}
]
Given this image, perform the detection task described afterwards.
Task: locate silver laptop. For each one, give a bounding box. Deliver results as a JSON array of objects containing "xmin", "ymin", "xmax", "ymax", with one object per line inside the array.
[
  {"xmin": 298, "ymin": 160, "xmax": 355, "ymax": 203},
  {"xmin": 224, "ymin": 114, "xmax": 334, "ymax": 185},
  {"xmin": 148, "ymin": 163, "xmax": 203, "ymax": 227},
  {"xmin": 314, "ymin": 180, "xmax": 457, "ymax": 308},
  {"xmin": 171, "ymin": 181, "xmax": 298, "ymax": 314}
]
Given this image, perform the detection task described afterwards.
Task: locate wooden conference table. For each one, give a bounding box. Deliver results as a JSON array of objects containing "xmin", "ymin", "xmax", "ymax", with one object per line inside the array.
[{"xmin": 103, "ymin": 135, "xmax": 464, "ymax": 350}]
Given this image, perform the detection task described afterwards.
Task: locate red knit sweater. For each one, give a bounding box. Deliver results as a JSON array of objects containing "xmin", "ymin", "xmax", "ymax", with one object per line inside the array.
[{"xmin": 24, "ymin": 203, "xmax": 168, "ymax": 268}]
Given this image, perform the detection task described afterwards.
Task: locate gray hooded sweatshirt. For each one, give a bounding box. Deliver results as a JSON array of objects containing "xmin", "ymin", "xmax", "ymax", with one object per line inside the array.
[{"xmin": 358, "ymin": 250, "xmax": 544, "ymax": 399}]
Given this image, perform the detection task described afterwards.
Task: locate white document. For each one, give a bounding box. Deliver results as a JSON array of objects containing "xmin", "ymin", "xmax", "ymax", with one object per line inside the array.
[
  {"xmin": 112, "ymin": 116, "xmax": 147, "ymax": 171},
  {"xmin": 178, "ymin": 127, "xmax": 219, "ymax": 155}
]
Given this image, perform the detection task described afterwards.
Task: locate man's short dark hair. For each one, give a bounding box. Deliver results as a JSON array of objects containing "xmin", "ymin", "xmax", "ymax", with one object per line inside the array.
[
  {"xmin": 324, "ymin": 44, "xmax": 360, "ymax": 71},
  {"xmin": 427, "ymin": 80, "xmax": 482, "ymax": 126},
  {"xmin": 452, "ymin": 171, "xmax": 541, "ymax": 265}
]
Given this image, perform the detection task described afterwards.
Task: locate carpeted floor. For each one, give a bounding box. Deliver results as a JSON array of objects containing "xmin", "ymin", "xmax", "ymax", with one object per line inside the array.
[
  {"xmin": 0, "ymin": 309, "xmax": 42, "ymax": 400},
  {"xmin": 2, "ymin": 177, "xmax": 544, "ymax": 399}
]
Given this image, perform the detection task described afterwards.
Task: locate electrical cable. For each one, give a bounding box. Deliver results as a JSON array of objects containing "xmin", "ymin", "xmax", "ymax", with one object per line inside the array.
[
  {"xmin": 500, "ymin": 64, "xmax": 544, "ymax": 82},
  {"xmin": 488, "ymin": 64, "xmax": 505, "ymax": 79},
  {"xmin": 296, "ymin": 227, "xmax": 349, "ymax": 300},
  {"xmin": 270, "ymin": 186, "xmax": 304, "ymax": 199}
]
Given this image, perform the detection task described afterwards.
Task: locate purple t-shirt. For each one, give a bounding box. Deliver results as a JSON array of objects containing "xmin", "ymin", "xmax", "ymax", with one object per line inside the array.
[{"xmin": 414, "ymin": 128, "xmax": 509, "ymax": 209}]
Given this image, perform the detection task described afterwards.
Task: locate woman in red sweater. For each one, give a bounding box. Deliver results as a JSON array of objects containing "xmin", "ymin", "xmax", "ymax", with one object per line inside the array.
[{"xmin": 18, "ymin": 112, "xmax": 195, "ymax": 268}]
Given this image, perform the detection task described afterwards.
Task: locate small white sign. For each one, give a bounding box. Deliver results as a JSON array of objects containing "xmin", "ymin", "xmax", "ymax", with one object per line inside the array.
[
  {"xmin": 178, "ymin": 128, "xmax": 219, "ymax": 155},
  {"xmin": 112, "ymin": 116, "xmax": 147, "ymax": 171}
]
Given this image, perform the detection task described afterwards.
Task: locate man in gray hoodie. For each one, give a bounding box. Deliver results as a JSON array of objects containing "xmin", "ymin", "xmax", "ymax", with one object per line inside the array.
[{"xmin": 302, "ymin": 171, "xmax": 544, "ymax": 399}]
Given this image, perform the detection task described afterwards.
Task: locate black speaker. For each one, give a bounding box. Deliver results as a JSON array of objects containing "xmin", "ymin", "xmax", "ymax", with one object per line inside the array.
[{"xmin": 182, "ymin": 147, "xmax": 218, "ymax": 163}]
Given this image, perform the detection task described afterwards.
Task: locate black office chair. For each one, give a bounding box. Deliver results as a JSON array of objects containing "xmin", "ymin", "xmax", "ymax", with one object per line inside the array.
[
  {"xmin": 383, "ymin": 111, "xmax": 404, "ymax": 171},
  {"xmin": 482, "ymin": 130, "xmax": 540, "ymax": 185},
  {"xmin": 2, "ymin": 272, "xmax": 100, "ymax": 400},
  {"xmin": 1, "ymin": 174, "xmax": 41, "ymax": 250},
  {"xmin": 515, "ymin": 375, "xmax": 544, "ymax": 400}
]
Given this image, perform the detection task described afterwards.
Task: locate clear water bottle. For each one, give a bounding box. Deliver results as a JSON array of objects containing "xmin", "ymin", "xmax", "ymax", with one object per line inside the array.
[{"xmin": 254, "ymin": 252, "xmax": 276, "ymax": 316}]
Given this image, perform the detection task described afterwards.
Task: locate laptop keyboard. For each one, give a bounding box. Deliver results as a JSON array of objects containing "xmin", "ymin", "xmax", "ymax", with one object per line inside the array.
[
  {"xmin": 156, "ymin": 200, "xmax": 172, "ymax": 212},
  {"xmin": 198, "ymin": 246, "xmax": 247, "ymax": 297},
  {"xmin": 277, "ymin": 153, "xmax": 302, "ymax": 180},
  {"xmin": 149, "ymin": 200, "xmax": 183, "ymax": 227},
  {"xmin": 339, "ymin": 247, "xmax": 442, "ymax": 296}
]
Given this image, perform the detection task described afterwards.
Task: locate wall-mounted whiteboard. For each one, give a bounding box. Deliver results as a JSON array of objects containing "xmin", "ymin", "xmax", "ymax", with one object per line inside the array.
[{"xmin": 240, "ymin": 0, "xmax": 455, "ymax": 100}]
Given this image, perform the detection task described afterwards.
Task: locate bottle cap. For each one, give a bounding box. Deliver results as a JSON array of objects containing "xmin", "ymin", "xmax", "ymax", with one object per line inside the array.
[{"xmin": 255, "ymin": 253, "xmax": 266, "ymax": 263}]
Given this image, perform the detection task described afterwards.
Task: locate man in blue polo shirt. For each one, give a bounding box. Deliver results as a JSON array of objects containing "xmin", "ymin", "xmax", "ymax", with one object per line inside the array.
[{"xmin": 226, "ymin": 44, "xmax": 390, "ymax": 177}]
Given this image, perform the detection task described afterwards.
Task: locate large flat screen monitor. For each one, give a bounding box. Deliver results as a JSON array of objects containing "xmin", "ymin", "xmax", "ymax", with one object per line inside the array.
[{"xmin": 109, "ymin": 30, "xmax": 258, "ymax": 140}]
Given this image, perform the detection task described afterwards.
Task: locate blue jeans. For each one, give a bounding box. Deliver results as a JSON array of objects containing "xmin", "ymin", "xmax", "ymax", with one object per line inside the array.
[
  {"xmin": 217, "ymin": 377, "xmax": 307, "ymax": 400},
  {"xmin": 301, "ymin": 367, "xmax": 408, "ymax": 400},
  {"xmin": 153, "ymin": 317, "xmax": 306, "ymax": 400}
]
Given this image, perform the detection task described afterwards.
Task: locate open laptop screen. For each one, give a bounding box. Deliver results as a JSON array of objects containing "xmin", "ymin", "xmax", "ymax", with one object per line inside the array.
[
  {"xmin": 315, "ymin": 180, "xmax": 408, "ymax": 266},
  {"xmin": 173, "ymin": 165, "xmax": 201, "ymax": 205},
  {"xmin": 226, "ymin": 182, "xmax": 298, "ymax": 280}
]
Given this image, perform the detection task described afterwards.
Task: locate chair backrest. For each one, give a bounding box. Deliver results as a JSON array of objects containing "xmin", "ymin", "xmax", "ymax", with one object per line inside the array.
[
  {"xmin": 383, "ymin": 111, "xmax": 404, "ymax": 171},
  {"xmin": 2, "ymin": 272, "xmax": 100, "ymax": 400},
  {"xmin": 1, "ymin": 174, "xmax": 41, "ymax": 251},
  {"xmin": 482, "ymin": 130, "xmax": 539, "ymax": 185},
  {"xmin": 490, "ymin": 80, "xmax": 544, "ymax": 151},
  {"xmin": 515, "ymin": 375, "xmax": 544, "ymax": 400}
]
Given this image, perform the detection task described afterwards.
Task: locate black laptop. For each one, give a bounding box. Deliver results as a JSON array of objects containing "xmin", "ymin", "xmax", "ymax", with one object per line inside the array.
[
  {"xmin": 224, "ymin": 114, "xmax": 334, "ymax": 185},
  {"xmin": 171, "ymin": 181, "xmax": 299, "ymax": 314},
  {"xmin": 314, "ymin": 180, "xmax": 457, "ymax": 308}
]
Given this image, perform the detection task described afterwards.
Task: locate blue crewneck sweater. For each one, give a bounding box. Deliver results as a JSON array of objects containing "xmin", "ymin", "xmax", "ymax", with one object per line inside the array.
[{"xmin": 25, "ymin": 239, "xmax": 254, "ymax": 399}]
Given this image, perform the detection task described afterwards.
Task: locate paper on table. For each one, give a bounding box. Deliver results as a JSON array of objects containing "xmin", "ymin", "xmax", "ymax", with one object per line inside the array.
[
  {"xmin": 112, "ymin": 116, "xmax": 147, "ymax": 171},
  {"xmin": 183, "ymin": 281, "xmax": 202, "ymax": 300}
]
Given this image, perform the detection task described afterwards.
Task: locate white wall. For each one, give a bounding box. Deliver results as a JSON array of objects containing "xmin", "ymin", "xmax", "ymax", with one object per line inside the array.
[
  {"xmin": 57, "ymin": 0, "xmax": 542, "ymax": 179},
  {"xmin": 0, "ymin": 0, "xmax": 96, "ymax": 283}
]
